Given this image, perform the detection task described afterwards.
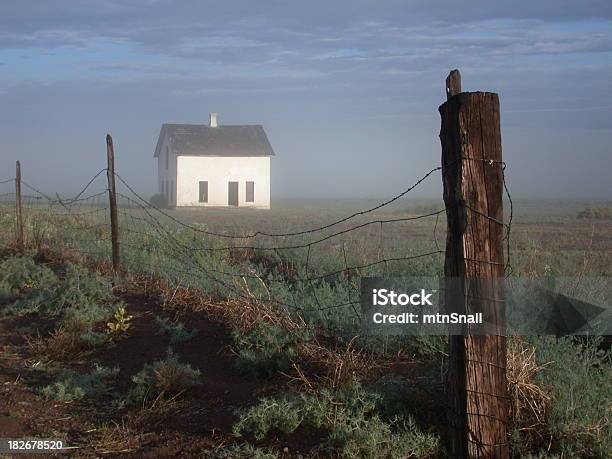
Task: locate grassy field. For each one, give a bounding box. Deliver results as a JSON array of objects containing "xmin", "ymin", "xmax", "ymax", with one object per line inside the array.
[{"xmin": 0, "ymin": 197, "xmax": 610, "ymax": 457}]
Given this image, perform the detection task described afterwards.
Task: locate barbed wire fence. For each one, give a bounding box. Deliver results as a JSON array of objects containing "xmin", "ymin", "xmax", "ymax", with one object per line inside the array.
[
  {"xmin": 0, "ymin": 158, "xmax": 512, "ymax": 325},
  {"xmin": 0, "ymin": 158, "xmax": 512, "ymax": 454},
  {"xmin": 0, "ymin": 71, "xmax": 515, "ymax": 458}
]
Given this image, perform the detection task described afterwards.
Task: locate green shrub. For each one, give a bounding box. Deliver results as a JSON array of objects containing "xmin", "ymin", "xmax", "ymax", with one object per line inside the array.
[
  {"xmin": 234, "ymin": 381, "xmax": 441, "ymax": 459},
  {"xmin": 232, "ymin": 321, "xmax": 311, "ymax": 377},
  {"xmin": 371, "ymin": 374, "xmax": 444, "ymax": 424},
  {"xmin": 40, "ymin": 364, "xmax": 118, "ymax": 401},
  {"xmin": 62, "ymin": 301, "xmax": 115, "ymax": 328},
  {"xmin": 539, "ymin": 337, "xmax": 611, "ymax": 457},
  {"xmin": 5, "ymin": 263, "xmax": 112, "ymax": 316},
  {"xmin": 329, "ymin": 413, "xmax": 440, "ymax": 459},
  {"xmin": 202, "ymin": 444, "xmax": 279, "ymax": 459},
  {"xmin": 78, "ymin": 330, "xmax": 109, "ymax": 348},
  {"xmin": 4, "ymin": 260, "xmax": 121, "ymax": 357},
  {"xmin": 0, "ymin": 255, "xmax": 57, "ymax": 303},
  {"xmin": 154, "ymin": 316, "xmax": 198, "ymax": 344},
  {"xmin": 514, "ymin": 336, "xmax": 611, "ymax": 458},
  {"xmin": 128, "ymin": 348, "xmax": 201, "ymax": 404},
  {"xmin": 233, "ymin": 396, "xmax": 303, "ymax": 440},
  {"xmin": 63, "ymin": 303, "xmax": 125, "ymax": 350}
]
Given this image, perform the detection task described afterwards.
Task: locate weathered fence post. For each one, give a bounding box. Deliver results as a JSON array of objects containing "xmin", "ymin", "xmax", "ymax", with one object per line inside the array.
[
  {"xmin": 439, "ymin": 70, "xmax": 509, "ymax": 458},
  {"xmin": 15, "ymin": 161, "xmax": 24, "ymax": 250},
  {"xmin": 106, "ymin": 134, "xmax": 121, "ymax": 273}
]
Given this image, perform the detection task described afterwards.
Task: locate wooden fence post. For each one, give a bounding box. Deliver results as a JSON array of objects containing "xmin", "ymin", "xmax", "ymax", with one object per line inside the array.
[
  {"xmin": 15, "ymin": 161, "xmax": 24, "ymax": 250},
  {"xmin": 106, "ymin": 134, "xmax": 121, "ymax": 273},
  {"xmin": 439, "ymin": 70, "xmax": 509, "ymax": 458}
]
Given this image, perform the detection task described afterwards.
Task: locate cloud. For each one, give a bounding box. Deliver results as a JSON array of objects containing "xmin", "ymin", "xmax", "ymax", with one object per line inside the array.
[
  {"xmin": 0, "ymin": 29, "xmax": 93, "ymax": 49},
  {"xmin": 0, "ymin": 1, "xmax": 611, "ymax": 198}
]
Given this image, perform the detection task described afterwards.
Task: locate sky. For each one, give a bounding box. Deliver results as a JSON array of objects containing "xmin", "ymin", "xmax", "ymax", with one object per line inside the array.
[{"xmin": 0, "ymin": 0, "xmax": 611, "ymax": 199}]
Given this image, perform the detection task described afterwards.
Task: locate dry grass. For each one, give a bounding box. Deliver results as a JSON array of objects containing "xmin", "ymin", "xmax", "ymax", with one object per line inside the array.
[
  {"xmin": 290, "ymin": 336, "xmax": 385, "ymax": 390},
  {"xmin": 130, "ymin": 393, "xmax": 187, "ymax": 428},
  {"xmin": 211, "ymin": 278, "xmax": 387, "ymax": 389},
  {"xmin": 24, "ymin": 324, "xmax": 91, "ymax": 361},
  {"xmin": 88, "ymin": 418, "xmax": 153, "ymax": 455},
  {"xmin": 122, "ymin": 273, "xmax": 387, "ymax": 390},
  {"xmin": 507, "ymin": 338, "xmax": 551, "ymax": 441}
]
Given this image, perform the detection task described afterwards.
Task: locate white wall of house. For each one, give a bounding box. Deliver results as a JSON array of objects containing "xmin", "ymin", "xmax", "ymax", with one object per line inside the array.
[
  {"xmin": 176, "ymin": 156, "xmax": 270, "ymax": 208},
  {"xmin": 156, "ymin": 134, "xmax": 177, "ymax": 206}
]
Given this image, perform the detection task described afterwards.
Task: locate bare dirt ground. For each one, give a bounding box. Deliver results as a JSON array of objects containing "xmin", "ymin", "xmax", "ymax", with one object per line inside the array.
[{"xmin": 0, "ymin": 285, "xmax": 292, "ymax": 458}]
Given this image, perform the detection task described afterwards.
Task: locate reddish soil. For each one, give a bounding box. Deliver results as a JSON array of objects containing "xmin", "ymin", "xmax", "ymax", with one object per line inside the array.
[
  {"xmin": 0, "ymin": 289, "xmax": 290, "ymax": 458},
  {"xmin": 0, "ymin": 249, "xmax": 442, "ymax": 458}
]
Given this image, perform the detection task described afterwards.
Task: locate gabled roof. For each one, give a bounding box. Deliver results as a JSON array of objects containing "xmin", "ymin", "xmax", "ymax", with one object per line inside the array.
[{"xmin": 154, "ymin": 123, "xmax": 275, "ymax": 157}]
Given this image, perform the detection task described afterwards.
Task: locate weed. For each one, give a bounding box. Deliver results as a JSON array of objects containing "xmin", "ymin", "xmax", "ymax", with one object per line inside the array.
[
  {"xmin": 234, "ymin": 396, "xmax": 303, "ymax": 440},
  {"xmin": 530, "ymin": 336, "xmax": 611, "ymax": 458},
  {"xmin": 79, "ymin": 330, "xmax": 109, "ymax": 348},
  {"xmin": 508, "ymin": 336, "xmax": 611, "ymax": 457},
  {"xmin": 202, "ymin": 443, "xmax": 280, "ymax": 459},
  {"xmin": 234, "ymin": 380, "xmax": 441, "ymax": 458},
  {"xmin": 154, "ymin": 316, "xmax": 198, "ymax": 344},
  {"xmin": 26, "ymin": 302, "xmax": 120, "ymax": 360},
  {"xmin": 5, "ymin": 263, "xmax": 112, "ymax": 316},
  {"xmin": 232, "ymin": 320, "xmax": 311, "ymax": 377},
  {"xmin": 40, "ymin": 364, "xmax": 118, "ymax": 401},
  {"xmin": 128, "ymin": 348, "xmax": 201, "ymax": 405},
  {"xmin": 63, "ymin": 301, "xmax": 114, "ymax": 327},
  {"xmin": 7, "ymin": 259, "xmax": 118, "ymax": 358},
  {"xmin": 0, "ymin": 255, "xmax": 57, "ymax": 303},
  {"xmin": 106, "ymin": 306, "xmax": 133, "ymax": 339}
]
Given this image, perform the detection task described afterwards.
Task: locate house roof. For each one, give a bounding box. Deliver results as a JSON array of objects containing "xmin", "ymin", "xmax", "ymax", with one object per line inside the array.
[{"xmin": 154, "ymin": 123, "xmax": 275, "ymax": 157}]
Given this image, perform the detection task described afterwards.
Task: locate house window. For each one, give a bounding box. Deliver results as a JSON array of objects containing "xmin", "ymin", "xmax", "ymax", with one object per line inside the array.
[
  {"xmin": 165, "ymin": 146, "xmax": 169, "ymax": 170},
  {"xmin": 170, "ymin": 181, "xmax": 173, "ymax": 203},
  {"xmin": 199, "ymin": 181, "xmax": 208, "ymax": 203},
  {"xmin": 246, "ymin": 181, "xmax": 255, "ymax": 203}
]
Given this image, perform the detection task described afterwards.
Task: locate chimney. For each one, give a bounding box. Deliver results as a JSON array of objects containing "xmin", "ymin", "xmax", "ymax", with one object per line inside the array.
[{"xmin": 209, "ymin": 112, "xmax": 218, "ymax": 127}]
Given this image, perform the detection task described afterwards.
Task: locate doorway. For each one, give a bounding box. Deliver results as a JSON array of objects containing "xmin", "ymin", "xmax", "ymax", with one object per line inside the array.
[{"xmin": 228, "ymin": 181, "xmax": 239, "ymax": 206}]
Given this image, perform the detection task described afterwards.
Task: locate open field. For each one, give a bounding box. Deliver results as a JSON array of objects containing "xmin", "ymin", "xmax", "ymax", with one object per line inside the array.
[
  {"xmin": 4, "ymin": 0, "xmax": 612, "ymax": 455},
  {"xmin": 0, "ymin": 194, "xmax": 610, "ymax": 458},
  {"xmin": 154, "ymin": 198, "xmax": 612, "ymax": 277}
]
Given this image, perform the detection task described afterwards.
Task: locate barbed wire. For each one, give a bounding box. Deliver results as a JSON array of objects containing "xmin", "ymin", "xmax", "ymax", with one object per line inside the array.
[
  {"xmin": 2, "ymin": 160, "xmax": 513, "ymax": 323},
  {"xmin": 1, "ymin": 157, "xmax": 516, "ymax": 453},
  {"xmin": 2, "ymin": 160, "xmax": 514, "ymax": 294},
  {"xmin": 21, "ymin": 168, "xmax": 108, "ymax": 206},
  {"xmin": 112, "ymin": 164, "xmax": 445, "ymax": 239}
]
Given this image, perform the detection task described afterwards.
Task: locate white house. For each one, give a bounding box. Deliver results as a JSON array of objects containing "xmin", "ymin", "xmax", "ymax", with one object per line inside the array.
[{"xmin": 154, "ymin": 113, "xmax": 274, "ymax": 208}]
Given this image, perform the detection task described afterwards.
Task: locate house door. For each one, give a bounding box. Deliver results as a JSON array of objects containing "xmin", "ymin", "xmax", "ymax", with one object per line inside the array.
[{"xmin": 228, "ymin": 181, "xmax": 239, "ymax": 206}]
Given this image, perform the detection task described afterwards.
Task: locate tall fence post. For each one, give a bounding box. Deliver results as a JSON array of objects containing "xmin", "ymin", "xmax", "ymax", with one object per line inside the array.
[
  {"xmin": 106, "ymin": 134, "xmax": 121, "ymax": 273},
  {"xmin": 439, "ymin": 70, "xmax": 508, "ymax": 458},
  {"xmin": 15, "ymin": 161, "xmax": 24, "ymax": 250}
]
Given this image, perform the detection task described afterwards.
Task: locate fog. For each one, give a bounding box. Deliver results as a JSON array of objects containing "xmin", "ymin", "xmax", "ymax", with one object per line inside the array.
[{"xmin": 1, "ymin": 1, "xmax": 611, "ymax": 200}]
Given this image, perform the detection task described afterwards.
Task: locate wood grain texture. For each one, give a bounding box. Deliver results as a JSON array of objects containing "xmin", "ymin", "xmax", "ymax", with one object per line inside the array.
[
  {"xmin": 439, "ymin": 91, "xmax": 508, "ymax": 458},
  {"xmin": 106, "ymin": 134, "xmax": 121, "ymax": 273},
  {"xmin": 446, "ymin": 69, "xmax": 462, "ymax": 100},
  {"xmin": 15, "ymin": 160, "xmax": 23, "ymax": 250}
]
